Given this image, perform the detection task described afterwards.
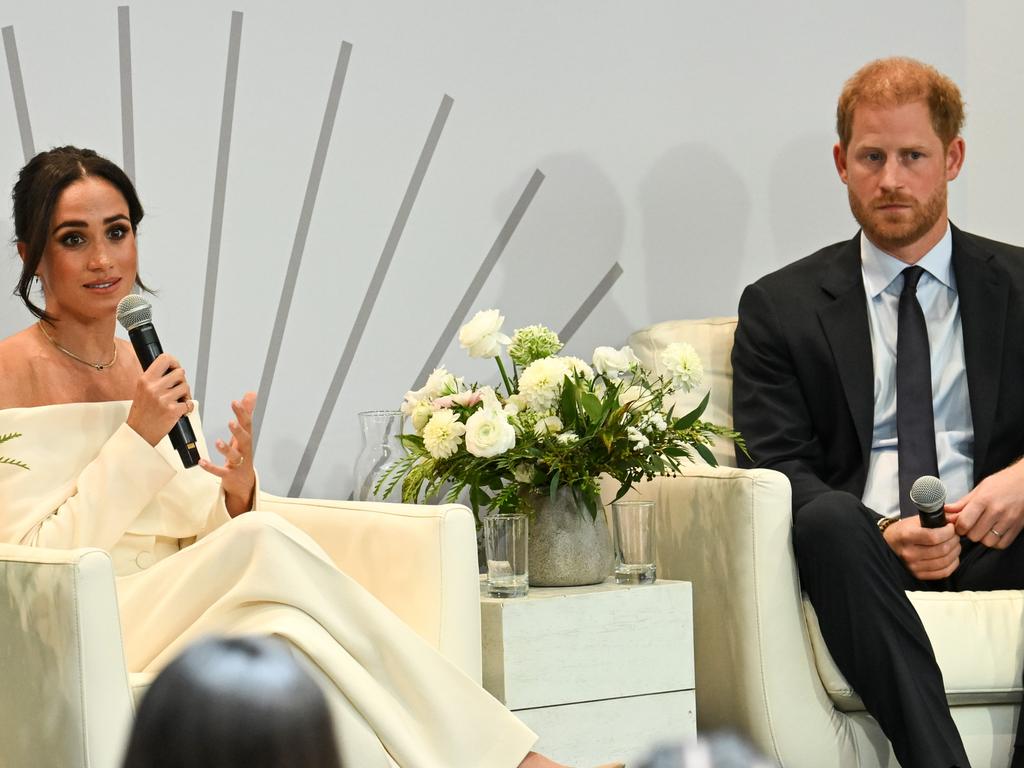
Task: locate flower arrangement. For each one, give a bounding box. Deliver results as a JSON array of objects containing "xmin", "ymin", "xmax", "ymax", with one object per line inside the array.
[
  {"xmin": 0, "ymin": 432, "xmax": 29, "ymax": 470},
  {"xmin": 378, "ymin": 310, "xmax": 742, "ymax": 519}
]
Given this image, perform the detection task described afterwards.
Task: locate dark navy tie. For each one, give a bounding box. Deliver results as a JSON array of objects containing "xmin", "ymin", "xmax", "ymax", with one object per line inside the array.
[{"xmin": 897, "ymin": 265, "xmax": 939, "ymax": 518}]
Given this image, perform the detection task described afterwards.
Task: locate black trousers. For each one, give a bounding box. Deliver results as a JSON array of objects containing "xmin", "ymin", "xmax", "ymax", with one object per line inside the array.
[{"xmin": 793, "ymin": 490, "xmax": 1024, "ymax": 768}]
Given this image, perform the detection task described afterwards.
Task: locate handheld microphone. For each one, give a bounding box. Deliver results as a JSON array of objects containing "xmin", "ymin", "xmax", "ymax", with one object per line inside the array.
[
  {"xmin": 909, "ymin": 475, "xmax": 947, "ymax": 528},
  {"xmin": 116, "ymin": 295, "xmax": 200, "ymax": 468}
]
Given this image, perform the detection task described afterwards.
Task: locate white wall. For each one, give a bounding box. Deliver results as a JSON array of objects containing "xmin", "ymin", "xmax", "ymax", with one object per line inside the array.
[{"xmin": 0, "ymin": 0, "xmax": 1011, "ymax": 498}]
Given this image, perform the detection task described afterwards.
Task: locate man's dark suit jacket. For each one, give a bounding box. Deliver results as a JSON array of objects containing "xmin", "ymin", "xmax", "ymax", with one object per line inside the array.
[{"xmin": 732, "ymin": 225, "xmax": 1024, "ymax": 516}]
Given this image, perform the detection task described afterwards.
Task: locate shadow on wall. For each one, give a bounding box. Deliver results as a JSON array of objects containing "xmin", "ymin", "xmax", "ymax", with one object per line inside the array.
[
  {"xmin": 639, "ymin": 144, "xmax": 751, "ymax": 325},
  {"xmin": 491, "ymin": 153, "xmax": 632, "ymax": 353},
  {"xmin": 769, "ymin": 131, "xmax": 857, "ymax": 265}
]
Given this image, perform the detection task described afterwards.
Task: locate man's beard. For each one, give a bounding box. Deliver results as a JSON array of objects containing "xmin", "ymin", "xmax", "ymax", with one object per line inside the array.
[{"xmin": 848, "ymin": 185, "xmax": 947, "ymax": 252}]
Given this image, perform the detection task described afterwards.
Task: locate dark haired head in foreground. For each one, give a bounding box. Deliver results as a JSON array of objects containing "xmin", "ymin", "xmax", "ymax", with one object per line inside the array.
[
  {"xmin": 122, "ymin": 635, "xmax": 341, "ymax": 768},
  {"xmin": 638, "ymin": 734, "xmax": 776, "ymax": 768}
]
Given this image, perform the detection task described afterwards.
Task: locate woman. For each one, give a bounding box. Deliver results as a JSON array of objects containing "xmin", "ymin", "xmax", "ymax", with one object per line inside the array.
[
  {"xmin": 123, "ymin": 635, "xmax": 342, "ymax": 768},
  {"xmin": 0, "ymin": 146, "xmax": 619, "ymax": 768}
]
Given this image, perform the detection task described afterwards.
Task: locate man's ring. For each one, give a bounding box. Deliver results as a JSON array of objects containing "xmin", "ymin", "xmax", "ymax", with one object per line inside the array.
[
  {"xmin": 991, "ymin": 527, "xmax": 1003, "ymax": 537},
  {"xmin": 230, "ymin": 455, "xmax": 245, "ymax": 468}
]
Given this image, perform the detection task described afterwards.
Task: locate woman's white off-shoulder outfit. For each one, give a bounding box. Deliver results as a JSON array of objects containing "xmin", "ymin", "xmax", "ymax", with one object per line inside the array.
[{"xmin": 0, "ymin": 401, "xmax": 536, "ymax": 768}]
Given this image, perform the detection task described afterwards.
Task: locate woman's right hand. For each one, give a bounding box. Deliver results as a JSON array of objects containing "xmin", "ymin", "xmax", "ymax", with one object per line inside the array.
[{"xmin": 126, "ymin": 353, "xmax": 194, "ymax": 446}]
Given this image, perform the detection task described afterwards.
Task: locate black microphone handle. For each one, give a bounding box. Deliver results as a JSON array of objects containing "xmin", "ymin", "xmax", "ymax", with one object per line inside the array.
[
  {"xmin": 127, "ymin": 322, "xmax": 201, "ymax": 468},
  {"xmin": 918, "ymin": 508, "xmax": 946, "ymax": 528}
]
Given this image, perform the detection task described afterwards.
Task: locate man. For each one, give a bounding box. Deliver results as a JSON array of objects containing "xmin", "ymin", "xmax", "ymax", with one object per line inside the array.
[{"xmin": 732, "ymin": 57, "xmax": 1024, "ymax": 768}]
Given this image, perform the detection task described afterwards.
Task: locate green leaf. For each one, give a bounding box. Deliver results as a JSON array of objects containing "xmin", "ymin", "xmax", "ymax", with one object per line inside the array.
[
  {"xmin": 674, "ymin": 391, "xmax": 710, "ymax": 431},
  {"xmin": 400, "ymin": 434, "xmax": 424, "ymax": 451},
  {"xmin": 612, "ymin": 483, "xmax": 631, "ymax": 502},
  {"xmin": 580, "ymin": 391, "xmax": 603, "ymax": 423},
  {"xmin": 581, "ymin": 489, "xmax": 598, "ymax": 520},
  {"xmin": 559, "ymin": 376, "xmax": 578, "ymax": 426},
  {"xmin": 549, "ymin": 469, "xmax": 561, "ymax": 501},
  {"xmin": 693, "ymin": 441, "xmax": 718, "ymax": 466}
]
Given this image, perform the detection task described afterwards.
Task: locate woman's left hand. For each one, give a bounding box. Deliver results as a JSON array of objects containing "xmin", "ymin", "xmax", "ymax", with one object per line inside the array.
[{"xmin": 200, "ymin": 392, "xmax": 257, "ymax": 517}]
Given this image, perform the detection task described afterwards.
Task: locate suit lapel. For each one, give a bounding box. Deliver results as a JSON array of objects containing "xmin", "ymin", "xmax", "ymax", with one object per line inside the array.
[
  {"xmin": 818, "ymin": 234, "xmax": 874, "ymax": 467},
  {"xmin": 951, "ymin": 226, "xmax": 1007, "ymax": 478}
]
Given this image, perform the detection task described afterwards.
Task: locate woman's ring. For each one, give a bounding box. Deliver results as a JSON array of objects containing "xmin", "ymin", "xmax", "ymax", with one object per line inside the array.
[
  {"xmin": 230, "ymin": 455, "xmax": 245, "ymax": 468},
  {"xmin": 991, "ymin": 527, "xmax": 1003, "ymax": 537}
]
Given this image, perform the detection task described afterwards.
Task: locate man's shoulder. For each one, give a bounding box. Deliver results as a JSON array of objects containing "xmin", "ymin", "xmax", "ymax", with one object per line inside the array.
[{"xmin": 954, "ymin": 227, "xmax": 1024, "ymax": 264}]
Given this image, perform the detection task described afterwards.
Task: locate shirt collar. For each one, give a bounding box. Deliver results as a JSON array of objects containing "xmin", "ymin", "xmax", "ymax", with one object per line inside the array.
[{"xmin": 860, "ymin": 223, "xmax": 955, "ymax": 298}]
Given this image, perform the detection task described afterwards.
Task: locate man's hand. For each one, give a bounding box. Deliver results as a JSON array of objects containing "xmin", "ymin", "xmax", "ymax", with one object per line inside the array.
[
  {"xmin": 946, "ymin": 460, "xmax": 1024, "ymax": 550},
  {"xmin": 882, "ymin": 516, "xmax": 960, "ymax": 580}
]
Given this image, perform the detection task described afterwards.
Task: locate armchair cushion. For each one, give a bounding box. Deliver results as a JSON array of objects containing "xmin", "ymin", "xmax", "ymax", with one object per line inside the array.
[
  {"xmin": 629, "ymin": 316, "xmax": 737, "ymax": 466},
  {"xmin": 805, "ymin": 589, "xmax": 1024, "ymax": 710},
  {"xmin": 258, "ymin": 494, "xmax": 483, "ymax": 683}
]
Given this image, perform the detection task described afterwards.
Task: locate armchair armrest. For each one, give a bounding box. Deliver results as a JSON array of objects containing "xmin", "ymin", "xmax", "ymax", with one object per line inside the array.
[
  {"xmin": 614, "ymin": 466, "xmax": 856, "ymax": 766},
  {"xmin": 258, "ymin": 494, "xmax": 482, "ymax": 684},
  {"xmin": 0, "ymin": 543, "xmax": 134, "ymax": 768}
]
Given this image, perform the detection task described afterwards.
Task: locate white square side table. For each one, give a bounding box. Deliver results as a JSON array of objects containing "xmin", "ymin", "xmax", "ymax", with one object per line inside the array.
[{"xmin": 480, "ymin": 579, "xmax": 695, "ymax": 766}]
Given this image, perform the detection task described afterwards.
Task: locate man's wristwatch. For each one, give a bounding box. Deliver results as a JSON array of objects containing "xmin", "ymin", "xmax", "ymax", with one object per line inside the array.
[{"xmin": 877, "ymin": 515, "xmax": 898, "ymax": 535}]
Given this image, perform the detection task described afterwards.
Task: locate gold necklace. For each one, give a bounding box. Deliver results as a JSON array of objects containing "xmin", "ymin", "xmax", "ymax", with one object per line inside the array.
[{"xmin": 37, "ymin": 321, "xmax": 118, "ymax": 371}]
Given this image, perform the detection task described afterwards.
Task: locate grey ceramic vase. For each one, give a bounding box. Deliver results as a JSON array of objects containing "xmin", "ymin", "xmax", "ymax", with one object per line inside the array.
[{"xmin": 527, "ymin": 486, "xmax": 614, "ymax": 586}]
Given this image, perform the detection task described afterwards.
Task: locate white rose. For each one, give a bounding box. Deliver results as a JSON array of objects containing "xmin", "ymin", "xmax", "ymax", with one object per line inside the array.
[
  {"xmin": 411, "ymin": 401, "xmax": 434, "ymax": 433},
  {"xmin": 422, "ymin": 409, "xmax": 466, "ymax": 459},
  {"xmin": 506, "ymin": 394, "xmax": 527, "ymax": 412},
  {"xmin": 561, "ymin": 355, "xmax": 595, "ymax": 381},
  {"xmin": 459, "ymin": 309, "xmax": 511, "ymax": 359},
  {"xmin": 465, "ymin": 408, "xmax": 516, "ymax": 458},
  {"xmin": 592, "ymin": 345, "xmax": 639, "ymax": 379},
  {"xmin": 661, "ymin": 342, "xmax": 704, "ymax": 393},
  {"xmin": 424, "ymin": 366, "xmax": 462, "ymax": 397},
  {"xmin": 619, "ymin": 384, "xmax": 647, "ymax": 406},
  {"xmin": 533, "ymin": 415, "xmax": 563, "ymax": 438},
  {"xmin": 477, "ymin": 386, "xmax": 502, "ymax": 412}
]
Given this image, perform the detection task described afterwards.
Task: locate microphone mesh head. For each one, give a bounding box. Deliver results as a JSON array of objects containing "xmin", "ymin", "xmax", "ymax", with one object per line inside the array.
[
  {"xmin": 116, "ymin": 294, "xmax": 152, "ymax": 331},
  {"xmin": 909, "ymin": 475, "xmax": 946, "ymax": 513}
]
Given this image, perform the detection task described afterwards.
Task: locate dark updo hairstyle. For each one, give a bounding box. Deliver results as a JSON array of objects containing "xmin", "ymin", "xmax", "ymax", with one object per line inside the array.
[
  {"xmin": 121, "ymin": 635, "xmax": 342, "ymax": 768},
  {"xmin": 12, "ymin": 145, "xmax": 149, "ymax": 322}
]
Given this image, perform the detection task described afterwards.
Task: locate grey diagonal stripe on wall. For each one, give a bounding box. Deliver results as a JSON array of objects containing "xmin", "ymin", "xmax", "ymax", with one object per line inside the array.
[
  {"xmin": 2, "ymin": 26, "xmax": 34, "ymax": 161},
  {"xmin": 251, "ymin": 40, "xmax": 353, "ymax": 449},
  {"xmin": 558, "ymin": 261, "xmax": 623, "ymax": 345},
  {"xmin": 412, "ymin": 168, "xmax": 545, "ymax": 389},
  {"xmin": 117, "ymin": 6, "xmax": 136, "ymax": 182},
  {"xmin": 193, "ymin": 11, "xmax": 244, "ymax": 411},
  {"xmin": 288, "ymin": 94, "xmax": 454, "ymax": 496}
]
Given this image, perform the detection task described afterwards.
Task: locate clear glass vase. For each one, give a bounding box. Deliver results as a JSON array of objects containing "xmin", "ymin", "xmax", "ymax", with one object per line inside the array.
[{"xmin": 353, "ymin": 410, "xmax": 406, "ymax": 502}]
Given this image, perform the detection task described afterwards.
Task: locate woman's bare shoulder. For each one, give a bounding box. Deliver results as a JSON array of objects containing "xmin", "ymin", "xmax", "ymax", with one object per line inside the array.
[{"xmin": 0, "ymin": 327, "xmax": 50, "ymax": 409}]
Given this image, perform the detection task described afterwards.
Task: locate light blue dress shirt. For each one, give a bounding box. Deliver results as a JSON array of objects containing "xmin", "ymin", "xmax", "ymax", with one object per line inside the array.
[{"xmin": 860, "ymin": 225, "xmax": 975, "ymax": 519}]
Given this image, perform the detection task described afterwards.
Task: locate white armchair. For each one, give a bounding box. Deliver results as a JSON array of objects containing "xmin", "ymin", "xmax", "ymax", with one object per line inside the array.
[
  {"xmin": 621, "ymin": 317, "xmax": 1024, "ymax": 768},
  {"xmin": 0, "ymin": 496, "xmax": 481, "ymax": 768}
]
